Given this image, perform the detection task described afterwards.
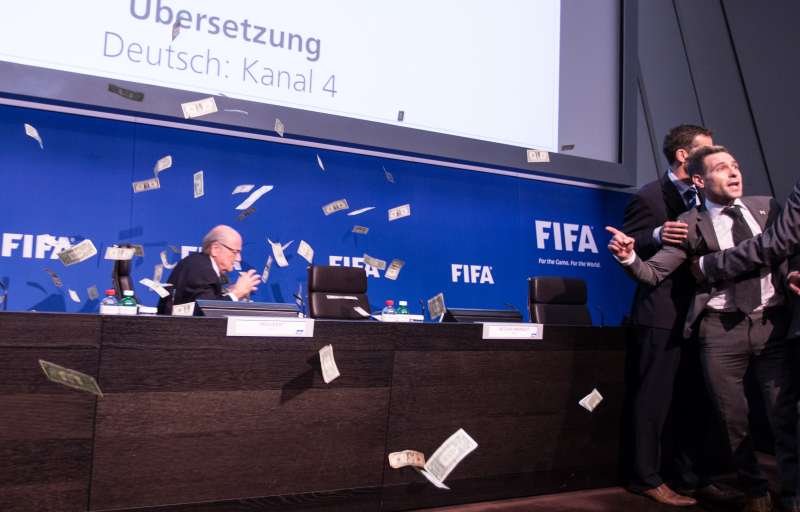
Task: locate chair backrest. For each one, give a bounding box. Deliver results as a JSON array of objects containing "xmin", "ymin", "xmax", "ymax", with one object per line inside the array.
[
  {"xmin": 113, "ymin": 258, "xmax": 136, "ymax": 300},
  {"xmin": 527, "ymin": 276, "xmax": 592, "ymax": 325},
  {"xmin": 307, "ymin": 265, "xmax": 371, "ymax": 319}
]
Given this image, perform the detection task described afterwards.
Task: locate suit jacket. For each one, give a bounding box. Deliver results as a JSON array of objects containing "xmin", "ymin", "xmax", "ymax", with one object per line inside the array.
[
  {"xmin": 624, "ymin": 196, "xmax": 786, "ymax": 338},
  {"xmin": 621, "ymin": 172, "xmax": 696, "ymax": 331},
  {"xmin": 157, "ymin": 252, "xmax": 231, "ymax": 314}
]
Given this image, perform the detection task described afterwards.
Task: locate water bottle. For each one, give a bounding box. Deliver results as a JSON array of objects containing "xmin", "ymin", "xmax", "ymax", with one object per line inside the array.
[
  {"xmin": 397, "ymin": 300, "xmax": 409, "ymax": 315},
  {"xmin": 382, "ymin": 299, "xmax": 396, "ymax": 315},
  {"xmin": 99, "ymin": 289, "xmax": 119, "ymax": 315},
  {"xmin": 118, "ymin": 290, "xmax": 138, "ymax": 315}
]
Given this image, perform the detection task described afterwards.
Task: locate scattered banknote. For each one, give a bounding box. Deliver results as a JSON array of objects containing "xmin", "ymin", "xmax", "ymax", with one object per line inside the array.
[
  {"xmin": 579, "ymin": 388, "xmax": 604, "ymax": 412},
  {"xmin": 298, "ymin": 240, "xmax": 314, "ymax": 264},
  {"xmin": 232, "ymin": 184, "xmax": 255, "ymax": 194},
  {"xmin": 560, "ymin": 144, "xmax": 576, "ymax": 152},
  {"xmin": 363, "ymin": 253, "xmax": 387, "ymax": 271},
  {"xmin": 389, "ymin": 450, "xmax": 426, "ymax": 469},
  {"xmin": 237, "ymin": 206, "xmax": 256, "ymax": 221},
  {"xmin": 131, "ymin": 244, "xmax": 145, "ymax": 257},
  {"xmin": 316, "ymin": 154, "xmax": 325, "ymax": 171},
  {"xmin": 526, "ymin": 149, "xmax": 550, "ymax": 163},
  {"xmin": 108, "ymin": 83, "xmax": 144, "ymax": 102},
  {"xmin": 383, "ymin": 166, "xmax": 395, "ymax": 183},
  {"xmin": 39, "ymin": 360, "xmax": 103, "ymax": 397},
  {"xmin": 388, "ymin": 204, "xmax": 411, "ymax": 221},
  {"xmin": 322, "ymin": 198, "xmax": 349, "ymax": 216},
  {"xmin": 319, "ymin": 344, "xmax": 341, "ymax": 384},
  {"xmin": 417, "ymin": 468, "xmax": 450, "ymax": 490},
  {"xmin": 132, "ymin": 177, "xmax": 161, "ymax": 193},
  {"xmin": 425, "ymin": 428, "xmax": 479, "ymax": 483},
  {"xmin": 235, "ymin": 185, "xmax": 273, "ymax": 210},
  {"xmin": 68, "ymin": 289, "xmax": 81, "ymax": 303},
  {"xmin": 44, "ymin": 268, "xmax": 63, "ymax": 288},
  {"xmin": 353, "ymin": 306, "xmax": 370, "ymax": 317},
  {"xmin": 193, "ymin": 170, "xmax": 204, "ymax": 198},
  {"xmin": 87, "ymin": 285, "xmax": 99, "ymax": 301},
  {"xmin": 347, "ymin": 206, "xmax": 375, "ymax": 216},
  {"xmin": 275, "ymin": 117, "xmax": 285, "ymax": 137},
  {"xmin": 139, "ymin": 278, "xmax": 170, "ymax": 298},
  {"xmin": 171, "ymin": 19, "xmax": 181, "ymax": 41},
  {"xmin": 58, "ymin": 239, "xmax": 97, "ymax": 266},
  {"xmin": 104, "ymin": 246, "xmax": 136, "ymax": 261},
  {"xmin": 181, "ymin": 97, "xmax": 218, "ymax": 119},
  {"xmin": 24, "ymin": 123, "xmax": 43, "ymax": 149},
  {"xmin": 172, "ymin": 302, "xmax": 196, "ymax": 316},
  {"xmin": 160, "ymin": 250, "xmax": 177, "ymax": 269},
  {"xmin": 427, "ymin": 292, "xmax": 445, "ymax": 320},
  {"xmin": 153, "ymin": 155, "xmax": 173, "ymax": 175},
  {"xmin": 384, "ymin": 259, "xmax": 405, "ymax": 281},
  {"xmin": 268, "ymin": 238, "xmax": 290, "ymax": 267},
  {"xmin": 352, "ymin": 225, "xmax": 369, "ymax": 235},
  {"xmin": 261, "ymin": 255, "xmax": 273, "ymax": 283},
  {"xmin": 153, "ymin": 264, "xmax": 164, "ymax": 283}
]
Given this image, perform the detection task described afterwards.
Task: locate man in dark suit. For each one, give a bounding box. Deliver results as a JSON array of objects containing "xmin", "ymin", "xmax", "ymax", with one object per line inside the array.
[
  {"xmin": 621, "ymin": 124, "xmax": 714, "ymax": 507},
  {"xmin": 608, "ymin": 146, "xmax": 797, "ymax": 512},
  {"xmin": 157, "ymin": 225, "xmax": 261, "ymax": 314}
]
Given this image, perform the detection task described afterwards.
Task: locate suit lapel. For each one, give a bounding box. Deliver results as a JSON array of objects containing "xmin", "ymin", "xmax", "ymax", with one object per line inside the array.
[
  {"xmin": 740, "ymin": 196, "xmax": 769, "ymax": 231},
  {"xmin": 695, "ymin": 208, "xmax": 721, "ymax": 253},
  {"xmin": 661, "ymin": 173, "xmax": 688, "ymax": 218}
]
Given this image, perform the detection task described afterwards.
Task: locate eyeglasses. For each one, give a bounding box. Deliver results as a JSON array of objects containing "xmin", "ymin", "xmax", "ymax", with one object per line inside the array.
[{"xmin": 216, "ymin": 241, "xmax": 242, "ymax": 256}]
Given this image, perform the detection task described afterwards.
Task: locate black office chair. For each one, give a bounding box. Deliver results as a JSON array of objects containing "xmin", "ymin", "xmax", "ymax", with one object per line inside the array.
[
  {"xmin": 307, "ymin": 265, "xmax": 371, "ymax": 320},
  {"xmin": 112, "ymin": 247, "xmax": 138, "ymax": 300},
  {"xmin": 527, "ymin": 276, "xmax": 592, "ymax": 325}
]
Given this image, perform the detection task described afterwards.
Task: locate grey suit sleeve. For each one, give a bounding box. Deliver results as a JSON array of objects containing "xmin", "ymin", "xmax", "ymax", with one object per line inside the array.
[
  {"xmin": 704, "ymin": 187, "xmax": 800, "ymax": 282},
  {"xmin": 624, "ymin": 244, "xmax": 689, "ymax": 286}
]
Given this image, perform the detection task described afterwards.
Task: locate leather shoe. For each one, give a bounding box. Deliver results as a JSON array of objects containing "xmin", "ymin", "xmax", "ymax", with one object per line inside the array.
[
  {"xmin": 691, "ymin": 483, "xmax": 744, "ymax": 503},
  {"xmin": 638, "ymin": 484, "xmax": 698, "ymax": 507},
  {"xmin": 742, "ymin": 494, "xmax": 772, "ymax": 512}
]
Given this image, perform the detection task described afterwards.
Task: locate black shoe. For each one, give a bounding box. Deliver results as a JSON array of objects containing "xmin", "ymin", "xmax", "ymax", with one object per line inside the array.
[{"xmin": 691, "ymin": 483, "xmax": 744, "ymax": 504}]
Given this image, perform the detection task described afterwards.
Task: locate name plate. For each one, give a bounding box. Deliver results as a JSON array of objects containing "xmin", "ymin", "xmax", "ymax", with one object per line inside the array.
[
  {"xmin": 481, "ymin": 322, "xmax": 543, "ymax": 340},
  {"xmin": 226, "ymin": 316, "xmax": 315, "ymax": 338}
]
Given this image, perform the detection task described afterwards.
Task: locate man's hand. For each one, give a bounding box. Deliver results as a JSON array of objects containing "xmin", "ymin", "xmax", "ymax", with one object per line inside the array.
[
  {"xmin": 230, "ymin": 269, "xmax": 260, "ymax": 299},
  {"xmin": 788, "ymin": 271, "xmax": 800, "ymax": 296},
  {"xmin": 606, "ymin": 226, "xmax": 635, "ymax": 261},
  {"xmin": 661, "ymin": 220, "xmax": 689, "ymax": 246}
]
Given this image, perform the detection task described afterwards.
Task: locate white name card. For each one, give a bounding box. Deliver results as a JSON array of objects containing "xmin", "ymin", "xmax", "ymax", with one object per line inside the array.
[
  {"xmin": 481, "ymin": 322, "xmax": 543, "ymax": 340},
  {"xmin": 226, "ymin": 316, "xmax": 315, "ymax": 338}
]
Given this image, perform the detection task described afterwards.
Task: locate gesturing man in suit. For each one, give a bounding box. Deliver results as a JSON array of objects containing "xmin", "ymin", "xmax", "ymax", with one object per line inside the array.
[
  {"xmin": 622, "ymin": 124, "xmax": 714, "ymax": 507},
  {"xmin": 607, "ymin": 145, "xmax": 797, "ymax": 512},
  {"xmin": 157, "ymin": 225, "xmax": 261, "ymax": 314}
]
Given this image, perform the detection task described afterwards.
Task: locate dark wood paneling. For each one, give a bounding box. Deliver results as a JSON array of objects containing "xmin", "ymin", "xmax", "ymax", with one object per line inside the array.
[{"xmin": 0, "ymin": 311, "xmax": 100, "ymax": 348}]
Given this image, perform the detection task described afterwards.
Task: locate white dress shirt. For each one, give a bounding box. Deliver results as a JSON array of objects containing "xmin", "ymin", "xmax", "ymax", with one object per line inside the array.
[{"xmin": 209, "ymin": 255, "xmax": 238, "ymax": 301}]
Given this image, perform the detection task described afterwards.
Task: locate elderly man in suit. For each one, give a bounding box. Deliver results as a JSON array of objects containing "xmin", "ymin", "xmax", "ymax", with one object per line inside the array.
[{"xmin": 607, "ymin": 146, "xmax": 797, "ymax": 512}]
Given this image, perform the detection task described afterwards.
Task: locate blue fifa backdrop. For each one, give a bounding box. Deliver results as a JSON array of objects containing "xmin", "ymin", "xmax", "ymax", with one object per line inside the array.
[{"xmin": 0, "ymin": 104, "xmax": 635, "ymax": 324}]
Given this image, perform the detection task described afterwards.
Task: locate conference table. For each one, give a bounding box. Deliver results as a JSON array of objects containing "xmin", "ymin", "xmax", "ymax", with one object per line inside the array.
[{"xmin": 0, "ymin": 312, "xmax": 626, "ymax": 511}]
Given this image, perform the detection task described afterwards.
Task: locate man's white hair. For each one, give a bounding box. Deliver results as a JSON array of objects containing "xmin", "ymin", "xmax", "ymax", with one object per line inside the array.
[{"xmin": 201, "ymin": 225, "xmax": 238, "ymax": 254}]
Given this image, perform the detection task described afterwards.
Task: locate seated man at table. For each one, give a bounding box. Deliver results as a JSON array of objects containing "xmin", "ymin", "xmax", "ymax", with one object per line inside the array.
[{"xmin": 157, "ymin": 225, "xmax": 260, "ymax": 314}]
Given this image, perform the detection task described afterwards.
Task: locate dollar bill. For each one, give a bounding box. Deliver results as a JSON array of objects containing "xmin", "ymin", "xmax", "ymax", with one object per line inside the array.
[
  {"xmin": 384, "ymin": 259, "xmax": 405, "ymax": 280},
  {"xmin": 108, "ymin": 83, "xmax": 144, "ymax": 102},
  {"xmin": 417, "ymin": 468, "xmax": 450, "ymax": 490},
  {"xmin": 268, "ymin": 238, "xmax": 289, "ymax": 267},
  {"xmin": 193, "ymin": 170, "xmax": 204, "ymax": 198},
  {"xmin": 427, "ymin": 292, "xmax": 445, "ymax": 320},
  {"xmin": 139, "ymin": 278, "xmax": 170, "ymax": 298},
  {"xmin": 261, "ymin": 255, "xmax": 273, "ymax": 283},
  {"xmin": 44, "ymin": 268, "xmax": 63, "ymax": 288},
  {"xmin": 58, "ymin": 239, "xmax": 97, "ymax": 266},
  {"xmin": 87, "ymin": 285, "xmax": 99, "ymax": 301},
  {"xmin": 24, "ymin": 123, "xmax": 43, "ymax": 149},
  {"xmin": 181, "ymin": 97, "xmax": 218, "ymax": 119},
  {"xmin": 353, "ymin": 306, "xmax": 370, "ymax": 317},
  {"xmin": 153, "ymin": 155, "xmax": 173, "ymax": 175},
  {"xmin": 68, "ymin": 289, "xmax": 81, "ymax": 303},
  {"xmin": 297, "ymin": 240, "xmax": 314, "ymax": 264},
  {"xmin": 153, "ymin": 263, "xmax": 164, "ymax": 283},
  {"xmin": 160, "ymin": 250, "xmax": 177, "ymax": 270},
  {"xmin": 560, "ymin": 144, "xmax": 576, "ymax": 152},
  {"xmin": 578, "ymin": 388, "xmax": 604, "ymax": 412},
  {"xmin": 171, "ymin": 19, "xmax": 181, "ymax": 41},
  {"xmin": 172, "ymin": 302, "xmax": 196, "ymax": 316},
  {"xmin": 39, "ymin": 359, "xmax": 103, "ymax": 397},
  {"xmin": 232, "ymin": 184, "xmax": 255, "ymax": 194},
  {"xmin": 132, "ymin": 177, "xmax": 161, "ymax": 193},
  {"xmin": 104, "ymin": 246, "xmax": 136, "ymax": 261},
  {"xmin": 237, "ymin": 206, "xmax": 256, "ymax": 221},
  {"xmin": 347, "ymin": 206, "xmax": 375, "ymax": 216},
  {"xmin": 383, "ymin": 166, "xmax": 395, "ymax": 183},
  {"xmin": 389, "ymin": 450, "xmax": 426, "ymax": 469},
  {"xmin": 526, "ymin": 149, "xmax": 550, "ymax": 163},
  {"xmin": 425, "ymin": 428, "xmax": 478, "ymax": 483},
  {"xmin": 388, "ymin": 204, "xmax": 411, "ymax": 221},
  {"xmin": 316, "ymin": 154, "xmax": 325, "ymax": 171},
  {"xmin": 274, "ymin": 117, "xmax": 285, "ymax": 137},
  {"xmin": 318, "ymin": 344, "xmax": 341, "ymax": 384},
  {"xmin": 235, "ymin": 185, "xmax": 273, "ymax": 210},
  {"xmin": 363, "ymin": 253, "xmax": 387, "ymax": 271},
  {"xmin": 352, "ymin": 225, "xmax": 369, "ymax": 235},
  {"xmin": 322, "ymin": 198, "xmax": 349, "ymax": 216}
]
